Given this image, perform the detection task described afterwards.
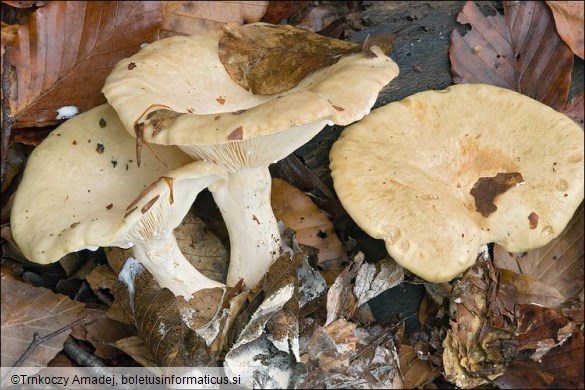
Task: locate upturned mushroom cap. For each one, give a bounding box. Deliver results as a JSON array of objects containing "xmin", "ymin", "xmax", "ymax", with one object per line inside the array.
[
  {"xmin": 330, "ymin": 83, "xmax": 584, "ymax": 282},
  {"xmin": 101, "ymin": 26, "xmax": 399, "ymax": 170},
  {"xmin": 11, "ymin": 104, "xmax": 226, "ymax": 264}
]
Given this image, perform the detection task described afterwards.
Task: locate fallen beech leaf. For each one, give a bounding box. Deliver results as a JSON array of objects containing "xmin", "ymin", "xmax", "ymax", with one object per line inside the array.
[
  {"xmin": 70, "ymin": 307, "xmax": 136, "ymax": 360},
  {"xmin": 161, "ymin": 1, "xmax": 268, "ymax": 37},
  {"xmin": 9, "ymin": 1, "xmax": 162, "ymax": 128},
  {"xmin": 260, "ymin": 1, "xmax": 312, "ymax": 24},
  {"xmin": 561, "ymin": 92, "xmax": 584, "ymax": 128},
  {"xmin": 450, "ymin": 1, "xmax": 574, "ymax": 110},
  {"xmin": 494, "ymin": 203, "xmax": 584, "ymax": 305},
  {"xmin": 112, "ymin": 259, "xmax": 218, "ymax": 366},
  {"xmin": 0, "ymin": 266, "xmax": 85, "ymax": 367},
  {"xmin": 271, "ymin": 178, "xmax": 347, "ymax": 272},
  {"xmin": 494, "ymin": 304, "xmax": 584, "ymax": 389},
  {"xmin": 299, "ymin": 320, "xmax": 403, "ymax": 388},
  {"xmin": 2, "ymin": 1, "xmax": 46, "ymax": 8},
  {"xmin": 225, "ymin": 252, "xmax": 303, "ymax": 388},
  {"xmin": 174, "ymin": 212, "xmax": 228, "ymax": 283},
  {"xmin": 114, "ymin": 335, "xmax": 159, "ymax": 367},
  {"xmin": 399, "ymin": 344, "xmax": 440, "ymax": 389},
  {"xmin": 218, "ymin": 23, "xmax": 361, "ymax": 94},
  {"xmin": 546, "ymin": 1, "xmax": 584, "ymax": 59},
  {"xmin": 442, "ymin": 248, "xmax": 517, "ymax": 388}
]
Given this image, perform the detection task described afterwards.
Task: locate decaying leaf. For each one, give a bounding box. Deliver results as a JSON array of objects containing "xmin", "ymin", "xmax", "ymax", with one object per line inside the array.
[
  {"xmin": 450, "ymin": 1, "xmax": 574, "ymax": 110},
  {"xmin": 299, "ymin": 320, "xmax": 403, "ymax": 388},
  {"xmin": 218, "ymin": 22, "xmax": 362, "ymax": 94},
  {"xmin": 398, "ymin": 344, "xmax": 441, "ymax": 389},
  {"xmin": 494, "ymin": 304, "xmax": 584, "ymax": 389},
  {"xmin": 161, "ymin": 1, "xmax": 268, "ymax": 37},
  {"xmin": 114, "ymin": 335, "xmax": 159, "ymax": 368},
  {"xmin": 561, "ymin": 92, "xmax": 585, "ymax": 128},
  {"xmin": 224, "ymin": 252, "xmax": 304, "ymax": 389},
  {"xmin": 271, "ymin": 178, "xmax": 347, "ymax": 273},
  {"xmin": 0, "ymin": 266, "xmax": 85, "ymax": 367},
  {"xmin": 8, "ymin": 1, "xmax": 162, "ymax": 128},
  {"xmin": 174, "ymin": 211, "xmax": 228, "ymax": 283},
  {"xmin": 112, "ymin": 258, "xmax": 219, "ymax": 366},
  {"xmin": 442, "ymin": 247, "xmax": 518, "ymax": 388},
  {"xmin": 494, "ymin": 203, "xmax": 584, "ymax": 307},
  {"xmin": 70, "ymin": 307, "xmax": 136, "ymax": 361},
  {"xmin": 546, "ymin": 1, "xmax": 584, "ymax": 59},
  {"xmin": 260, "ymin": 1, "xmax": 312, "ymax": 24}
]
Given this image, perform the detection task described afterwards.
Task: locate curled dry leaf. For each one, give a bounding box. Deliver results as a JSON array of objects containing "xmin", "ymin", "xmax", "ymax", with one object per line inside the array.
[
  {"xmin": 114, "ymin": 335, "xmax": 159, "ymax": 368},
  {"xmin": 0, "ymin": 266, "xmax": 85, "ymax": 367},
  {"xmin": 493, "ymin": 304, "xmax": 584, "ymax": 389},
  {"xmin": 546, "ymin": 1, "xmax": 584, "ymax": 59},
  {"xmin": 494, "ymin": 203, "xmax": 584, "ymax": 307},
  {"xmin": 442, "ymin": 248, "xmax": 518, "ymax": 388},
  {"xmin": 9, "ymin": 1, "xmax": 162, "ymax": 128},
  {"xmin": 271, "ymin": 178, "xmax": 347, "ymax": 273},
  {"xmin": 450, "ymin": 1, "xmax": 573, "ymax": 110},
  {"xmin": 111, "ymin": 259, "xmax": 219, "ymax": 366},
  {"xmin": 218, "ymin": 22, "xmax": 362, "ymax": 94},
  {"xmin": 224, "ymin": 252, "xmax": 304, "ymax": 389},
  {"xmin": 161, "ymin": 1, "xmax": 268, "ymax": 37},
  {"xmin": 398, "ymin": 344, "xmax": 441, "ymax": 389},
  {"xmin": 561, "ymin": 92, "xmax": 584, "ymax": 129},
  {"xmin": 299, "ymin": 319, "xmax": 403, "ymax": 389}
]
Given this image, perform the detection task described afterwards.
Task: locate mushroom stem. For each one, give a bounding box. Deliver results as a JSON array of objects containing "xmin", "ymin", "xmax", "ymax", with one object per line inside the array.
[
  {"xmin": 131, "ymin": 234, "xmax": 224, "ymax": 298},
  {"xmin": 210, "ymin": 166, "xmax": 281, "ymax": 287}
]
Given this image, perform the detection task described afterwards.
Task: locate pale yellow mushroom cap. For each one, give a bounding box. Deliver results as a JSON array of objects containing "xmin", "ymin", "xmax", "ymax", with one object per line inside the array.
[
  {"xmin": 11, "ymin": 104, "xmax": 226, "ymax": 264},
  {"xmin": 330, "ymin": 84, "xmax": 584, "ymax": 282},
  {"xmin": 102, "ymin": 27, "xmax": 399, "ymax": 171}
]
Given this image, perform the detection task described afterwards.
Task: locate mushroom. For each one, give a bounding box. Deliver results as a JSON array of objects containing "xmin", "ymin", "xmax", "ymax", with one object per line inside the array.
[
  {"xmin": 10, "ymin": 104, "xmax": 227, "ymax": 298},
  {"xmin": 102, "ymin": 26, "xmax": 399, "ymax": 287},
  {"xmin": 330, "ymin": 83, "xmax": 584, "ymax": 282}
]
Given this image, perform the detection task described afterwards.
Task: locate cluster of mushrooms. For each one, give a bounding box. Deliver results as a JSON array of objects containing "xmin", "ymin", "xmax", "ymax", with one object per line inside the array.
[{"xmin": 11, "ymin": 23, "xmax": 584, "ymax": 302}]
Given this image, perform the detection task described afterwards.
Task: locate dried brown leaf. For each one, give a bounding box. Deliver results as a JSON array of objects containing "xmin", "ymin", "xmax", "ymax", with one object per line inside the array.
[
  {"xmin": 561, "ymin": 91, "xmax": 584, "ymax": 128},
  {"xmin": 114, "ymin": 335, "xmax": 159, "ymax": 367},
  {"xmin": 546, "ymin": 1, "xmax": 584, "ymax": 59},
  {"xmin": 161, "ymin": 1, "xmax": 268, "ymax": 37},
  {"xmin": 218, "ymin": 22, "xmax": 361, "ymax": 94},
  {"xmin": 443, "ymin": 249, "xmax": 518, "ymax": 388},
  {"xmin": 9, "ymin": 1, "xmax": 162, "ymax": 128},
  {"xmin": 272, "ymin": 178, "xmax": 347, "ymax": 272},
  {"xmin": 86, "ymin": 264, "xmax": 118, "ymax": 292},
  {"xmin": 70, "ymin": 307, "xmax": 136, "ymax": 360},
  {"xmin": 450, "ymin": 1, "xmax": 574, "ymax": 110},
  {"xmin": 112, "ymin": 259, "xmax": 219, "ymax": 366},
  {"xmin": 174, "ymin": 212, "xmax": 228, "ymax": 283},
  {"xmin": 299, "ymin": 320, "xmax": 403, "ymax": 388},
  {"xmin": 260, "ymin": 1, "xmax": 312, "ymax": 25},
  {"xmin": 0, "ymin": 266, "xmax": 85, "ymax": 367},
  {"xmin": 399, "ymin": 344, "xmax": 441, "ymax": 389},
  {"xmin": 494, "ymin": 304, "xmax": 584, "ymax": 389},
  {"xmin": 2, "ymin": 1, "xmax": 46, "ymax": 8},
  {"xmin": 494, "ymin": 203, "xmax": 584, "ymax": 305}
]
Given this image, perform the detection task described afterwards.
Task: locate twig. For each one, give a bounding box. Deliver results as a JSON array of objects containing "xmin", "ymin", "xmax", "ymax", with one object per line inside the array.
[
  {"xmin": 63, "ymin": 336, "xmax": 106, "ymax": 367},
  {"xmin": 11, "ymin": 316, "xmax": 87, "ymax": 368},
  {"xmin": 1, "ymin": 43, "xmax": 15, "ymax": 188}
]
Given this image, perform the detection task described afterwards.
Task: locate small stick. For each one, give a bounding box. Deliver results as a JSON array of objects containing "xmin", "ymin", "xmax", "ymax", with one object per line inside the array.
[{"xmin": 1, "ymin": 44, "xmax": 16, "ymax": 188}]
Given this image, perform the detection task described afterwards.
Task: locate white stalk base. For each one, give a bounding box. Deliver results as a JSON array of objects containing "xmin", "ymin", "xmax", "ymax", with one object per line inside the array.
[
  {"xmin": 132, "ymin": 235, "xmax": 224, "ymax": 298},
  {"xmin": 210, "ymin": 166, "xmax": 282, "ymax": 287}
]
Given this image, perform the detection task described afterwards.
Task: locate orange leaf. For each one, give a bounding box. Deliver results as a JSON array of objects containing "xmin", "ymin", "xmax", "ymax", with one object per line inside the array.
[
  {"xmin": 450, "ymin": 1, "xmax": 573, "ymax": 110},
  {"xmin": 9, "ymin": 1, "xmax": 162, "ymax": 128},
  {"xmin": 271, "ymin": 178, "xmax": 347, "ymax": 272},
  {"xmin": 161, "ymin": 1, "xmax": 268, "ymax": 37},
  {"xmin": 546, "ymin": 1, "xmax": 584, "ymax": 59}
]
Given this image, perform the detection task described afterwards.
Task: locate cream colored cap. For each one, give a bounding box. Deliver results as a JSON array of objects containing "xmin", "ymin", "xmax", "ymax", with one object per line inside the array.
[
  {"xmin": 102, "ymin": 27, "xmax": 399, "ymax": 170},
  {"xmin": 330, "ymin": 84, "xmax": 584, "ymax": 282},
  {"xmin": 11, "ymin": 104, "xmax": 226, "ymax": 264}
]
